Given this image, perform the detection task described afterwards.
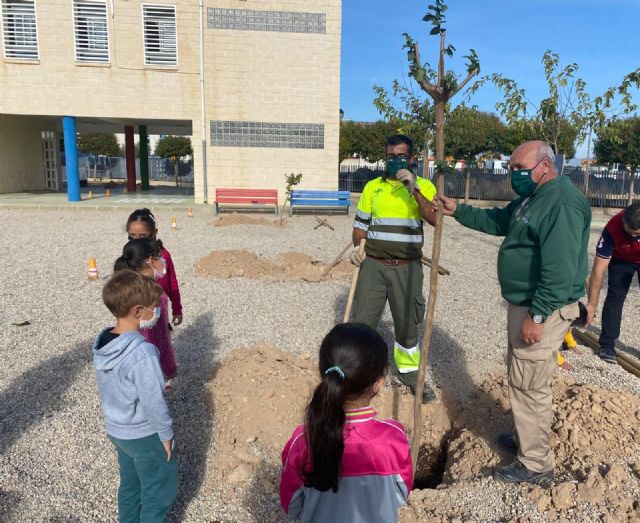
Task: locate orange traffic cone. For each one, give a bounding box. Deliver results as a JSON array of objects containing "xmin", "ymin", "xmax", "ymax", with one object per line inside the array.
[
  {"xmin": 187, "ymin": 207, "xmax": 193, "ymax": 218},
  {"xmin": 105, "ymin": 189, "xmax": 111, "ymax": 197},
  {"xmin": 171, "ymin": 216, "xmax": 178, "ymax": 231},
  {"xmin": 88, "ymin": 258, "xmax": 99, "ymax": 281},
  {"xmin": 87, "ymin": 191, "xmax": 93, "ymax": 200}
]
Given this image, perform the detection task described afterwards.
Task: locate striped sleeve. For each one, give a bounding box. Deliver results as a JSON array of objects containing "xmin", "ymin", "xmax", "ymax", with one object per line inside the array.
[
  {"xmin": 280, "ymin": 426, "xmax": 307, "ymax": 517},
  {"xmin": 354, "ymin": 181, "xmax": 373, "ymax": 231}
]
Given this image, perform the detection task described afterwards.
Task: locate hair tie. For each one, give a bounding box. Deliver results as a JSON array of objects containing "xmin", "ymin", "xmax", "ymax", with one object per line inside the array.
[{"xmin": 324, "ymin": 366, "xmax": 345, "ymax": 380}]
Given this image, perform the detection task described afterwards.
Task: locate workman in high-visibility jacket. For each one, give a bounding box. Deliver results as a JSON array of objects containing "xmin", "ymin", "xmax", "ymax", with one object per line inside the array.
[{"xmin": 349, "ymin": 134, "xmax": 438, "ymax": 403}]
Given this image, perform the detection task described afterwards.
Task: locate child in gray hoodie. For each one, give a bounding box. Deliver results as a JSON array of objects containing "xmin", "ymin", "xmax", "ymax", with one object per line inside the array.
[{"xmin": 93, "ymin": 270, "xmax": 177, "ymax": 522}]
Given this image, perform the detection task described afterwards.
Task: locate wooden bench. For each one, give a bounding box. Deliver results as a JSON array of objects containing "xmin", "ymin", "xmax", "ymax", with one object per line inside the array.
[
  {"xmin": 289, "ymin": 190, "xmax": 351, "ymax": 216},
  {"xmin": 214, "ymin": 188, "xmax": 279, "ymax": 215}
]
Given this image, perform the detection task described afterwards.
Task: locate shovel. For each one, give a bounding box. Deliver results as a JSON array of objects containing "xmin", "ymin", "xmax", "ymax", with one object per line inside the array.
[{"xmin": 343, "ymin": 239, "xmax": 366, "ymax": 322}]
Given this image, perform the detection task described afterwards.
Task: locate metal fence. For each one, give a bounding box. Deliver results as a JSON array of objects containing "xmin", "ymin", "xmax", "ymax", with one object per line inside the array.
[
  {"xmin": 338, "ymin": 165, "xmax": 639, "ymax": 208},
  {"xmin": 63, "ymin": 155, "xmax": 194, "ymax": 183}
]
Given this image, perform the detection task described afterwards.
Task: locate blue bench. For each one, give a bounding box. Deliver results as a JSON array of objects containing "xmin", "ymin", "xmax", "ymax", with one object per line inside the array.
[{"xmin": 289, "ymin": 190, "xmax": 351, "ymax": 216}]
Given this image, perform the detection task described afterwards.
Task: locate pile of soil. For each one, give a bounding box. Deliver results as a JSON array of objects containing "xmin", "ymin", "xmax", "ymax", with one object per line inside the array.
[
  {"xmin": 212, "ymin": 213, "xmax": 284, "ymax": 227},
  {"xmin": 195, "ymin": 250, "xmax": 353, "ymax": 282}
]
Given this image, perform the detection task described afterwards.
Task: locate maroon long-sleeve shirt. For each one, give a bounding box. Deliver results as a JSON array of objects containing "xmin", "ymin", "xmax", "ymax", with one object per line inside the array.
[{"xmin": 158, "ymin": 247, "xmax": 183, "ymax": 317}]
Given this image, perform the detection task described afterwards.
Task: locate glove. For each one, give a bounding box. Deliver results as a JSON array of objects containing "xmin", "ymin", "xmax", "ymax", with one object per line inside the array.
[
  {"xmin": 396, "ymin": 169, "xmax": 416, "ymax": 195},
  {"xmin": 349, "ymin": 246, "xmax": 366, "ymax": 267}
]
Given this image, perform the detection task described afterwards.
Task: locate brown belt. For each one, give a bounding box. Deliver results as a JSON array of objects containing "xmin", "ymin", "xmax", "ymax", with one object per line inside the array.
[{"xmin": 369, "ymin": 256, "xmax": 412, "ymax": 266}]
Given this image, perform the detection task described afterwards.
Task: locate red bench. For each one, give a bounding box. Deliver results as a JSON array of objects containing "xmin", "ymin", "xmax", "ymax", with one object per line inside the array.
[{"xmin": 214, "ymin": 188, "xmax": 279, "ymax": 215}]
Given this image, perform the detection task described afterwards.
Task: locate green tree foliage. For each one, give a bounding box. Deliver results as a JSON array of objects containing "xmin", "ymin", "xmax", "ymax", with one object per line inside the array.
[
  {"xmin": 77, "ymin": 133, "xmax": 120, "ymax": 157},
  {"xmin": 154, "ymin": 136, "xmax": 193, "ymax": 187},
  {"xmin": 339, "ymin": 120, "xmax": 403, "ymax": 162},
  {"xmin": 594, "ymin": 117, "xmax": 640, "ymax": 205},
  {"xmin": 444, "ymin": 106, "xmax": 507, "ymax": 161}
]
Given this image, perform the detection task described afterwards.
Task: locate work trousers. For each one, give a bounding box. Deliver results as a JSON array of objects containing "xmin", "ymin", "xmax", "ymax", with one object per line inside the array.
[
  {"xmin": 109, "ymin": 434, "xmax": 178, "ymax": 523},
  {"xmin": 599, "ymin": 257, "xmax": 640, "ymax": 359},
  {"xmin": 507, "ymin": 302, "xmax": 579, "ymax": 473},
  {"xmin": 351, "ymin": 257, "xmax": 425, "ymax": 374}
]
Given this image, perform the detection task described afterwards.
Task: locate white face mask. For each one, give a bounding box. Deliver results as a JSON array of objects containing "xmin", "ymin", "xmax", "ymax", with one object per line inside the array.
[
  {"xmin": 140, "ymin": 306, "xmax": 161, "ymax": 330},
  {"xmin": 149, "ymin": 257, "xmax": 167, "ymax": 280}
]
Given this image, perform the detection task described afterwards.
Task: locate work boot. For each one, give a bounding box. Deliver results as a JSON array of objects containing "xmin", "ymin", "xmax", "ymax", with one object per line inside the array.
[
  {"xmin": 397, "ymin": 372, "xmax": 436, "ymax": 403},
  {"xmin": 497, "ymin": 433, "xmax": 518, "ymax": 454},
  {"xmin": 493, "ymin": 461, "xmax": 554, "ymax": 485}
]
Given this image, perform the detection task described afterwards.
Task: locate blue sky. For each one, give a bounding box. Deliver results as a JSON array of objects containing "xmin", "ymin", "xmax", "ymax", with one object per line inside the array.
[{"xmin": 340, "ymin": 0, "xmax": 640, "ymax": 158}]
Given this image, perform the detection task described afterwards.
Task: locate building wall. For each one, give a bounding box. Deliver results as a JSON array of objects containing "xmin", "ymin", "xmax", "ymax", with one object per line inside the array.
[
  {"xmin": 0, "ymin": 116, "xmax": 48, "ymax": 193},
  {"xmin": 0, "ymin": 0, "xmax": 341, "ymax": 201}
]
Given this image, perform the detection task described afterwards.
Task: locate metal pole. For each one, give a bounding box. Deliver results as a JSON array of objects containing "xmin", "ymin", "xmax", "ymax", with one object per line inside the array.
[
  {"xmin": 62, "ymin": 116, "xmax": 80, "ymax": 202},
  {"xmin": 124, "ymin": 125, "xmax": 137, "ymax": 193},
  {"xmin": 139, "ymin": 125, "xmax": 150, "ymax": 190},
  {"xmin": 199, "ymin": 0, "xmax": 208, "ymax": 203}
]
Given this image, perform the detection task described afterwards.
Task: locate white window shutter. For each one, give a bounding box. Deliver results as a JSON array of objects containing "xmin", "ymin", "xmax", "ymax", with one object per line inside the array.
[
  {"xmin": 142, "ymin": 4, "xmax": 177, "ymax": 66},
  {"xmin": 1, "ymin": 0, "xmax": 39, "ymax": 60},
  {"xmin": 73, "ymin": 0, "xmax": 109, "ymax": 63}
]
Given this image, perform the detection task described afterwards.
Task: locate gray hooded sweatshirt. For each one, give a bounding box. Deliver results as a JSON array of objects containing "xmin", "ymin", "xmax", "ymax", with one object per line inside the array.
[{"xmin": 92, "ymin": 328, "xmax": 173, "ymax": 441}]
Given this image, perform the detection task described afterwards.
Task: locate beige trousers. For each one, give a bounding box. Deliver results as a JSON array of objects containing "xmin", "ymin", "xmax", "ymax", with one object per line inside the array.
[{"xmin": 507, "ymin": 302, "xmax": 579, "ymax": 472}]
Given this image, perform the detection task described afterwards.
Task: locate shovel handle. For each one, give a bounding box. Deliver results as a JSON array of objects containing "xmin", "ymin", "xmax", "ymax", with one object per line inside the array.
[{"xmin": 343, "ymin": 239, "xmax": 366, "ymax": 322}]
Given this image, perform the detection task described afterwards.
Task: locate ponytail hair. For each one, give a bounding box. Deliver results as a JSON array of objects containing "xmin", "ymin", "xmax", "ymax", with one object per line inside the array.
[
  {"xmin": 304, "ymin": 323, "xmax": 388, "ymax": 492},
  {"xmin": 126, "ymin": 208, "xmax": 163, "ymax": 249},
  {"xmin": 114, "ymin": 237, "xmax": 161, "ymax": 273}
]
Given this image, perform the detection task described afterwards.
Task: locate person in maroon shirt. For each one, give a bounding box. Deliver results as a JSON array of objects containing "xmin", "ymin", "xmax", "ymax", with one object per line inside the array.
[
  {"xmin": 586, "ymin": 203, "xmax": 640, "ymax": 363},
  {"xmin": 126, "ymin": 209, "xmax": 183, "ymax": 327}
]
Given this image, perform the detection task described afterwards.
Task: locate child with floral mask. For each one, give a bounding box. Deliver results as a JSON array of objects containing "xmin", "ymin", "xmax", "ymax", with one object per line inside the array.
[{"xmin": 114, "ymin": 238, "xmax": 178, "ymax": 389}]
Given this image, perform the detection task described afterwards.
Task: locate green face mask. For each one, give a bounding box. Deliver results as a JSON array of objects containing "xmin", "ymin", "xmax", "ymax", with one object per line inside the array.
[
  {"xmin": 510, "ymin": 168, "xmax": 538, "ymax": 197},
  {"xmin": 386, "ymin": 158, "xmax": 409, "ymax": 179}
]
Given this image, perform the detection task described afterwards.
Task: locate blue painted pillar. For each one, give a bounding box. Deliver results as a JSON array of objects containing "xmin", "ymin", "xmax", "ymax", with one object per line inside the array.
[{"xmin": 62, "ymin": 116, "xmax": 80, "ymax": 202}]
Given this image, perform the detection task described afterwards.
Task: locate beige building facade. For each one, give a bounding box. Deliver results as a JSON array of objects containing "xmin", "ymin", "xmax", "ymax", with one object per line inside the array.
[{"xmin": 0, "ymin": 0, "xmax": 342, "ymax": 202}]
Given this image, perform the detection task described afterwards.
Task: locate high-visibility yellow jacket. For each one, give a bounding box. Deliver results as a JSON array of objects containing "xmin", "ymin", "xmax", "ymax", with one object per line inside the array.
[{"xmin": 353, "ymin": 176, "xmax": 437, "ymax": 259}]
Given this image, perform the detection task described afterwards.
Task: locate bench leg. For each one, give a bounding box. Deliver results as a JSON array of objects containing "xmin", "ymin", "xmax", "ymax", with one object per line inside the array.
[
  {"xmin": 213, "ymin": 203, "xmax": 218, "ymax": 216},
  {"xmin": 275, "ymin": 205, "xmax": 279, "ymax": 216},
  {"xmin": 289, "ymin": 206, "xmax": 293, "ymax": 217}
]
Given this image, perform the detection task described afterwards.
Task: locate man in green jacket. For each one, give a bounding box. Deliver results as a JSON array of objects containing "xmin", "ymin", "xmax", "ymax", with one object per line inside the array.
[{"xmin": 437, "ymin": 140, "xmax": 591, "ymax": 484}]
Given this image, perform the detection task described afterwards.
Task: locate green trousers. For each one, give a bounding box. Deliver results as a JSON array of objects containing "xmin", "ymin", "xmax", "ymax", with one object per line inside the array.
[
  {"xmin": 351, "ymin": 258, "xmax": 426, "ymax": 374},
  {"xmin": 109, "ymin": 434, "xmax": 178, "ymax": 523}
]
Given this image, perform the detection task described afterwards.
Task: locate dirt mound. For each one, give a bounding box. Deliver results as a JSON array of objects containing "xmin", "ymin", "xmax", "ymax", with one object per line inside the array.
[
  {"xmin": 205, "ymin": 345, "xmax": 452, "ymax": 522},
  {"xmin": 400, "ymin": 375, "xmax": 640, "ymax": 522},
  {"xmin": 195, "ymin": 250, "xmax": 353, "ymax": 282},
  {"xmin": 212, "ymin": 213, "xmax": 284, "ymax": 227}
]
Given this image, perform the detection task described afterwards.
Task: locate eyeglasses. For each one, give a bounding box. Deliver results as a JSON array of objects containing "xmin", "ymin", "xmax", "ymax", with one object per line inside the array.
[{"xmin": 128, "ymin": 233, "xmax": 151, "ymax": 241}]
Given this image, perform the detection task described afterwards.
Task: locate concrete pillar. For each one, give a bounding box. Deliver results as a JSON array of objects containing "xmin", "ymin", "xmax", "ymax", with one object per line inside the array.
[
  {"xmin": 124, "ymin": 125, "xmax": 136, "ymax": 193},
  {"xmin": 139, "ymin": 125, "xmax": 150, "ymax": 191},
  {"xmin": 62, "ymin": 116, "xmax": 80, "ymax": 202}
]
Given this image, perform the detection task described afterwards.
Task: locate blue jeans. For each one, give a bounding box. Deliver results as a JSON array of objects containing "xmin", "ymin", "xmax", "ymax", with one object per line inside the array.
[
  {"xmin": 599, "ymin": 257, "xmax": 640, "ymax": 358},
  {"xmin": 109, "ymin": 434, "xmax": 177, "ymax": 523}
]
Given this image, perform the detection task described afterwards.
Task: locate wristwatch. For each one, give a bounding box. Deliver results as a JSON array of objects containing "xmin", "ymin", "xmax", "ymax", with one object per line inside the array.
[{"xmin": 530, "ymin": 311, "xmax": 545, "ymax": 324}]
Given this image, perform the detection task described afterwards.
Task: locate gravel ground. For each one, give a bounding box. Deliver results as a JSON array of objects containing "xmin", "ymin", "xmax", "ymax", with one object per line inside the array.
[{"xmin": 1, "ymin": 207, "xmax": 639, "ymax": 522}]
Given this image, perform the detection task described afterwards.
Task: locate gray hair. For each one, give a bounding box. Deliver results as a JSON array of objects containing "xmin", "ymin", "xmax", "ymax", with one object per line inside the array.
[{"xmin": 535, "ymin": 143, "xmax": 556, "ymax": 171}]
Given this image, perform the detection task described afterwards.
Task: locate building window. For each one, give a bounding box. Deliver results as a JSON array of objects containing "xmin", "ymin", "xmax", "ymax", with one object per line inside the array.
[
  {"xmin": 1, "ymin": 0, "xmax": 39, "ymax": 60},
  {"xmin": 142, "ymin": 4, "xmax": 177, "ymax": 66},
  {"xmin": 73, "ymin": 0, "xmax": 109, "ymax": 63},
  {"xmin": 208, "ymin": 8, "xmax": 326, "ymax": 34},
  {"xmin": 211, "ymin": 121, "xmax": 325, "ymax": 149}
]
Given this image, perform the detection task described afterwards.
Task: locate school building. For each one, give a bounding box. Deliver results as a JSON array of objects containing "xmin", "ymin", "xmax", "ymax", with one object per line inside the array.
[{"xmin": 0, "ymin": 0, "xmax": 342, "ymax": 202}]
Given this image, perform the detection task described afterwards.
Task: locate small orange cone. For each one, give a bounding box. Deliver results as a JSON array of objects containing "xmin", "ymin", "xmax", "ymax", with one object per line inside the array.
[
  {"xmin": 187, "ymin": 207, "xmax": 193, "ymax": 218},
  {"xmin": 88, "ymin": 258, "xmax": 99, "ymax": 281},
  {"xmin": 105, "ymin": 189, "xmax": 111, "ymax": 197},
  {"xmin": 171, "ymin": 216, "xmax": 177, "ymax": 231},
  {"xmin": 87, "ymin": 191, "xmax": 93, "ymax": 200}
]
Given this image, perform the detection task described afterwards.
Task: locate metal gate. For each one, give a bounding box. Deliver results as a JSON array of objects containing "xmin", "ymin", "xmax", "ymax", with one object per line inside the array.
[{"xmin": 41, "ymin": 131, "xmax": 59, "ymax": 190}]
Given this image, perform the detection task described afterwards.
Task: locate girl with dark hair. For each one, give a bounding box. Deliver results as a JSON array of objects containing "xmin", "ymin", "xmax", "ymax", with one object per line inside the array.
[
  {"xmin": 126, "ymin": 208, "xmax": 183, "ymax": 327},
  {"xmin": 280, "ymin": 323, "xmax": 413, "ymax": 522},
  {"xmin": 114, "ymin": 238, "xmax": 178, "ymax": 387}
]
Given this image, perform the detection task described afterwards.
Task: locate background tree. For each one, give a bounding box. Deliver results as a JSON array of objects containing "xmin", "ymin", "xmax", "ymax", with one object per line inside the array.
[
  {"xmin": 77, "ymin": 133, "xmax": 120, "ymax": 179},
  {"xmin": 155, "ymin": 136, "xmax": 192, "ymax": 187},
  {"xmin": 444, "ymin": 106, "xmax": 507, "ymax": 203},
  {"xmin": 339, "ymin": 120, "xmax": 400, "ymax": 163},
  {"xmin": 594, "ymin": 117, "xmax": 640, "ymax": 205},
  {"xmin": 400, "ymin": 0, "xmax": 480, "ymax": 467}
]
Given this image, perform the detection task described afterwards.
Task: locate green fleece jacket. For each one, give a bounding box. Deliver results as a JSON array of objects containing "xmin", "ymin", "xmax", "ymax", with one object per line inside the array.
[{"xmin": 453, "ymin": 176, "xmax": 591, "ymax": 319}]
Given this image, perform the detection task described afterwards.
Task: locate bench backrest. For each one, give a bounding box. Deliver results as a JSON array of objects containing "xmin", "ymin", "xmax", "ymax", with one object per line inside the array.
[
  {"xmin": 215, "ymin": 188, "xmax": 278, "ymax": 205},
  {"xmin": 290, "ymin": 190, "xmax": 350, "ymax": 207}
]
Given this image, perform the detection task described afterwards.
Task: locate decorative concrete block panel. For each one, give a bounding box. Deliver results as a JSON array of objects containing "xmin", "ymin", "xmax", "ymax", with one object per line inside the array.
[
  {"xmin": 211, "ymin": 121, "xmax": 324, "ymax": 149},
  {"xmin": 208, "ymin": 8, "xmax": 326, "ymax": 34}
]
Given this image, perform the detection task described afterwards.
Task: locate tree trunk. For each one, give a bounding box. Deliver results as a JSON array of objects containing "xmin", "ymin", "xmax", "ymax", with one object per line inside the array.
[
  {"xmin": 628, "ymin": 168, "xmax": 637, "ymax": 206},
  {"xmin": 174, "ymin": 160, "xmax": 179, "ymax": 187},
  {"xmin": 464, "ymin": 164, "xmax": 471, "ymax": 204},
  {"xmin": 583, "ymin": 127, "xmax": 592, "ymax": 198},
  {"xmin": 411, "ymin": 30, "xmax": 446, "ymax": 467}
]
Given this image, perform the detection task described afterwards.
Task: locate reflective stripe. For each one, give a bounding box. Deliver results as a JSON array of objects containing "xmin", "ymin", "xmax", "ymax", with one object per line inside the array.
[
  {"xmin": 394, "ymin": 341, "xmax": 420, "ymax": 372},
  {"xmin": 356, "ymin": 209, "xmax": 371, "ymax": 220},
  {"xmin": 353, "ymin": 221, "xmax": 369, "ymax": 231},
  {"xmin": 372, "ymin": 217, "xmax": 423, "ymax": 228},
  {"xmin": 368, "ymin": 231, "xmax": 423, "ymax": 243}
]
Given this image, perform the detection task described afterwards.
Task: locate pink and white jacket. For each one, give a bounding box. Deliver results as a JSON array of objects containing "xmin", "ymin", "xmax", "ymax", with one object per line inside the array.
[{"xmin": 280, "ymin": 406, "xmax": 413, "ymax": 523}]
